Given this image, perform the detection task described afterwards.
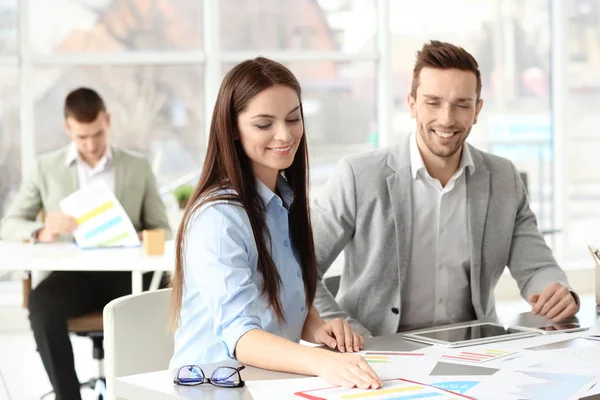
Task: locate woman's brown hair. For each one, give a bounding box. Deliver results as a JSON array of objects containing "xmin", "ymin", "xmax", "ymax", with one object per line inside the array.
[{"xmin": 170, "ymin": 57, "xmax": 317, "ymax": 328}]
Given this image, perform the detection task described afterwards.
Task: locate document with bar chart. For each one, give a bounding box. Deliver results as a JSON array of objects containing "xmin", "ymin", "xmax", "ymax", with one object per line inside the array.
[
  {"xmin": 60, "ymin": 181, "xmax": 140, "ymax": 248},
  {"xmin": 441, "ymin": 348, "xmax": 516, "ymax": 364},
  {"xmin": 295, "ymin": 378, "xmax": 475, "ymax": 400}
]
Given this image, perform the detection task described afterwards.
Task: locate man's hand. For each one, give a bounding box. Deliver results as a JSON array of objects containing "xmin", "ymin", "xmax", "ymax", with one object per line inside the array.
[
  {"xmin": 529, "ymin": 282, "xmax": 579, "ymax": 322},
  {"xmin": 313, "ymin": 318, "xmax": 364, "ymax": 353},
  {"xmin": 36, "ymin": 212, "xmax": 78, "ymax": 243}
]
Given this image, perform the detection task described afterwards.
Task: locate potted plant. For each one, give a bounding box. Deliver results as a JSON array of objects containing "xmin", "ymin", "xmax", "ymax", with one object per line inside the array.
[{"xmin": 173, "ymin": 185, "xmax": 195, "ymax": 210}]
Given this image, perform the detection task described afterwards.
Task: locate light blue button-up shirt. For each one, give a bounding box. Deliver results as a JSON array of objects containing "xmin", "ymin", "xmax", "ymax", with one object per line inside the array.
[{"xmin": 170, "ymin": 175, "xmax": 308, "ymax": 368}]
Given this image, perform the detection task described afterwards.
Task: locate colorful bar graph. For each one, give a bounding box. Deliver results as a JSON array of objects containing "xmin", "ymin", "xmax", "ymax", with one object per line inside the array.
[
  {"xmin": 364, "ymin": 351, "xmax": 424, "ymax": 364},
  {"xmin": 442, "ymin": 349, "xmax": 514, "ymax": 363},
  {"xmin": 98, "ymin": 231, "xmax": 130, "ymax": 247},
  {"xmin": 76, "ymin": 200, "xmax": 114, "ymax": 224},
  {"xmin": 295, "ymin": 378, "xmax": 476, "ymax": 400},
  {"xmin": 83, "ymin": 216, "xmax": 123, "ymax": 240},
  {"xmin": 364, "ymin": 352, "xmax": 425, "ymax": 356},
  {"xmin": 341, "ymin": 385, "xmax": 422, "ymax": 399}
]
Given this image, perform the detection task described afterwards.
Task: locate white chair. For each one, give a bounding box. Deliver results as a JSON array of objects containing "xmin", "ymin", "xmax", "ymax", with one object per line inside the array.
[{"xmin": 103, "ymin": 288, "xmax": 174, "ymax": 400}]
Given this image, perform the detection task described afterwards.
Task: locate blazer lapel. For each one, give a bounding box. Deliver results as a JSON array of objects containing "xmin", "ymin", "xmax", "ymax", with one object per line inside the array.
[
  {"xmin": 466, "ymin": 145, "xmax": 490, "ymax": 318},
  {"xmin": 112, "ymin": 147, "xmax": 126, "ymax": 203},
  {"xmin": 66, "ymin": 164, "xmax": 78, "ymax": 196},
  {"xmin": 386, "ymin": 138, "xmax": 413, "ymax": 296},
  {"xmin": 387, "ymin": 171, "xmax": 413, "ymax": 288},
  {"xmin": 61, "ymin": 146, "xmax": 78, "ymax": 197}
]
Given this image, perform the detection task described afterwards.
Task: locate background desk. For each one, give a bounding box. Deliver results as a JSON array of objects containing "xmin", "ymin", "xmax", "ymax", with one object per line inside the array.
[
  {"xmin": 0, "ymin": 241, "xmax": 175, "ymax": 293},
  {"xmin": 115, "ymin": 296, "xmax": 600, "ymax": 400}
]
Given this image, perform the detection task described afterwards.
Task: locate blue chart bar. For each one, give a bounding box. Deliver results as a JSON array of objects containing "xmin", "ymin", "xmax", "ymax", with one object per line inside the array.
[{"xmin": 84, "ymin": 216, "xmax": 123, "ymax": 240}]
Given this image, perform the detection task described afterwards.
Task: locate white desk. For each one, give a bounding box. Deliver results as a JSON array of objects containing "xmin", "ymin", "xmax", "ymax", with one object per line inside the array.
[
  {"xmin": 115, "ymin": 297, "xmax": 600, "ymax": 400},
  {"xmin": 0, "ymin": 241, "xmax": 175, "ymax": 294}
]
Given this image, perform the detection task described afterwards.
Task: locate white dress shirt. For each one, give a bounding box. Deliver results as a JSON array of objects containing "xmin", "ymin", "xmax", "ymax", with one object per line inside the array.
[
  {"xmin": 65, "ymin": 143, "xmax": 114, "ymax": 191},
  {"xmin": 399, "ymin": 131, "xmax": 476, "ymax": 330}
]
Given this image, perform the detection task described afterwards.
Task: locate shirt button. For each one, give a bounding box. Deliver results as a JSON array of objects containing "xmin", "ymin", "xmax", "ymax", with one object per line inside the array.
[
  {"xmin": 438, "ymin": 298, "xmax": 443, "ymax": 304},
  {"xmin": 301, "ymin": 305, "xmax": 305, "ymax": 312},
  {"xmin": 284, "ymin": 240, "xmax": 289, "ymax": 247},
  {"xmin": 297, "ymin": 271, "xmax": 301, "ymax": 278},
  {"xmin": 391, "ymin": 307, "xmax": 399, "ymax": 315}
]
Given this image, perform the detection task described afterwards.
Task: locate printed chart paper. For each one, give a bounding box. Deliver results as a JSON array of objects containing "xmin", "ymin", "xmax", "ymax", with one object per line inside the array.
[
  {"xmin": 358, "ymin": 350, "xmax": 440, "ymax": 380},
  {"xmin": 60, "ymin": 181, "xmax": 140, "ymax": 248},
  {"xmin": 295, "ymin": 378, "xmax": 476, "ymax": 400},
  {"xmin": 362, "ymin": 351, "xmax": 425, "ymax": 364},
  {"xmin": 441, "ymin": 348, "xmax": 516, "ymax": 364},
  {"xmin": 472, "ymin": 369, "xmax": 600, "ymax": 400}
]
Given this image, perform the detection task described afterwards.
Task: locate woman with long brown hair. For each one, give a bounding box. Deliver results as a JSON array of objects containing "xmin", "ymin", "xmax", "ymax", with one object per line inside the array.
[{"xmin": 169, "ymin": 57, "xmax": 382, "ymax": 389}]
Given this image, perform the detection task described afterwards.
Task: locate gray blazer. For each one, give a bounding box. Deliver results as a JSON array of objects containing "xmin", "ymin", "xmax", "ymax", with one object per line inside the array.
[{"xmin": 312, "ymin": 134, "xmax": 570, "ymax": 337}]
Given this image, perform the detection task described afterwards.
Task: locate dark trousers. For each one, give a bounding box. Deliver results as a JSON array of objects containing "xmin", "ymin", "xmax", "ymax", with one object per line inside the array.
[{"xmin": 27, "ymin": 271, "xmax": 166, "ymax": 400}]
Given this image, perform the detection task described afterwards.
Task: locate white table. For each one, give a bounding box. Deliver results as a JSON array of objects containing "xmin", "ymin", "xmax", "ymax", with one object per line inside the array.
[
  {"xmin": 0, "ymin": 241, "xmax": 175, "ymax": 294},
  {"xmin": 114, "ymin": 297, "xmax": 600, "ymax": 400}
]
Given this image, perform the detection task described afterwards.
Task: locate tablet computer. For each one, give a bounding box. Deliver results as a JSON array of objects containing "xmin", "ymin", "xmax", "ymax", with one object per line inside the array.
[{"xmin": 402, "ymin": 322, "xmax": 539, "ymax": 348}]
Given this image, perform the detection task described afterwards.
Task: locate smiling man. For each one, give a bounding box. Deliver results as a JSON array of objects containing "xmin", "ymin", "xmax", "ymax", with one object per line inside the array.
[
  {"xmin": 0, "ymin": 87, "xmax": 171, "ymax": 400},
  {"xmin": 311, "ymin": 40, "xmax": 578, "ymax": 339}
]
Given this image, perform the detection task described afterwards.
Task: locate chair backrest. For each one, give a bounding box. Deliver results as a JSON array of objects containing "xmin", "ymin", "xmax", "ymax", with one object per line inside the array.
[{"xmin": 103, "ymin": 288, "xmax": 174, "ymax": 400}]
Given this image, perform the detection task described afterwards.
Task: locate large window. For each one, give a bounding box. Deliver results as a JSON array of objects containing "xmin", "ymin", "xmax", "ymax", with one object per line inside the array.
[
  {"xmin": 287, "ymin": 61, "xmax": 376, "ymax": 192},
  {"xmin": 23, "ymin": 0, "xmax": 206, "ymax": 196},
  {"xmin": 29, "ymin": 0, "xmax": 203, "ymax": 54},
  {"xmin": 32, "ymin": 65, "xmax": 204, "ymax": 186},
  {"xmin": 391, "ymin": 0, "xmax": 554, "ymax": 233},
  {"xmin": 0, "ymin": 0, "xmax": 17, "ymax": 56},
  {"xmin": 1, "ymin": 0, "xmax": 598, "ymax": 272},
  {"xmin": 219, "ymin": 0, "xmax": 375, "ymax": 52},
  {"xmin": 0, "ymin": 0, "xmax": 18, "ymax": 219},
  {"xmin": 565, "ymin": 0, "xmax": 600, "ymax": 261}
]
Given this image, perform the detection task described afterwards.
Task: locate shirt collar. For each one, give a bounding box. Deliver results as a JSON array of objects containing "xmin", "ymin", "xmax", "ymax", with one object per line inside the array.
[
  {"xmin": 409, "ymin": 131, "xmax": 475, "ymax": 180},
  {"xmin": 255, "ymin": 174, "xmax": 294, "ymax": 209},
  {"xmin": 65, "ymin": 142, "xmax": 112, "ymax": 168}
]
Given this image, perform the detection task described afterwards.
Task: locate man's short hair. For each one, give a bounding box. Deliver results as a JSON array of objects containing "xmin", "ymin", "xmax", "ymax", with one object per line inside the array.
[
  {"xmin": 411, "ymin": 40, "xmax": 482, "ymax": 99},
  {"xmin": 64, "ymin": 87, "xmax": 106, "ymax": 122}
]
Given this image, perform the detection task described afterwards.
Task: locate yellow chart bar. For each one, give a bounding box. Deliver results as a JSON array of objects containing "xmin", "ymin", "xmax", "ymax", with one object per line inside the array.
[
  {"xmin": 485, "ymin": 349, "xmax": 508, "ymax": 355},
  {"xmin": 341, "ymin": 385, "xmax": 422, "ymax": 399},
  {"xmin": 76, "ymin": 201, "xmax": 114, "ymax": 225}
]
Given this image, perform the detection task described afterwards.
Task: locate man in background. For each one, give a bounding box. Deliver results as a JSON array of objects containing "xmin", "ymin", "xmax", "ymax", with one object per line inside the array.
[{"xmin": 0, "ymin": 87, "xmax": 171, "ymax": 400}]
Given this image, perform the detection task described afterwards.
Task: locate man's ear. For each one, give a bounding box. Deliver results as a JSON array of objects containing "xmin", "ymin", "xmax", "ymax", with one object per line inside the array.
[{"xmin": 407, "ymin": 93, "xmax": 417, "ymax": 119}]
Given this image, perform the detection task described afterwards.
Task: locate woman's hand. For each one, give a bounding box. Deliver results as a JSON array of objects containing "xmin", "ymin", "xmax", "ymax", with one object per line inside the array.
[
  {"xmin": 317, "ymin": 352, "xmax": 382, "ymax": 389},
  {"xmin": 313, "ymin": 318, "xmax": 364, "ymax": 353}
]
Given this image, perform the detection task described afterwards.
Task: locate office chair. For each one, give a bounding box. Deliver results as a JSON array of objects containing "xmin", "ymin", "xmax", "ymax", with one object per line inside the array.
[{"xmin": 103, "ymin": 288, "xmax": 174, "ymax": 400}]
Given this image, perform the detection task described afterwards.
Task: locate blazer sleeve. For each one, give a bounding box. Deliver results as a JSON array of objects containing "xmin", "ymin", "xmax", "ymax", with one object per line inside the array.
[
  {"xmin": 0, "ymin": 164, "xmax": 44, "ymax": 241},
  {"xmin": 140, "ymin": 159, "xmax": 172, "ymax": 239},
  {"xmin": 311, "ymin": 158, "xmax": 371, "ymax": 337},
  {"xmin": 506, "ymin": 163, "xmax": 572, "ymax": 300}
]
